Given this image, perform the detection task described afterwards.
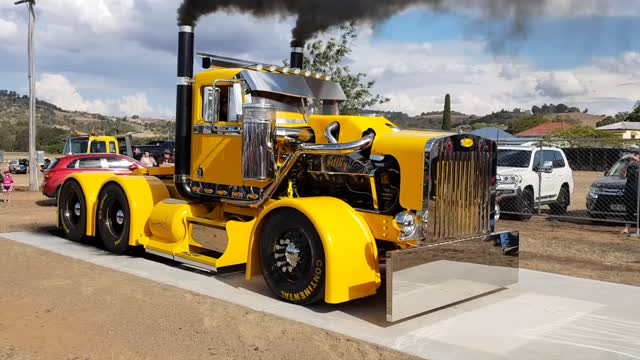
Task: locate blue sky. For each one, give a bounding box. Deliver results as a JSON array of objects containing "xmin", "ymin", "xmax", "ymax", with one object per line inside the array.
[
  {"xmin": 375, "ymin": 12, "xmax": 640, "ymax": 70},
  {"xmin": 0, "ymin": 0, "xmax": 639, "ymax": 118}
]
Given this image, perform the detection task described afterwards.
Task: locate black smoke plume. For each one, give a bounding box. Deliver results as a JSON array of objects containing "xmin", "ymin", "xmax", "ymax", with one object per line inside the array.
[{"xmin": 177, "ymin": 0, "xmax": 547, "ymax": 44}]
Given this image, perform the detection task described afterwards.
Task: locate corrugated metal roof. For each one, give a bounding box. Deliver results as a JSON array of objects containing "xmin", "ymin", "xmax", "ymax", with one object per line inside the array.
[{"xmin": 596, "ymin": 121, "xmax": 640, "ymax": 131}]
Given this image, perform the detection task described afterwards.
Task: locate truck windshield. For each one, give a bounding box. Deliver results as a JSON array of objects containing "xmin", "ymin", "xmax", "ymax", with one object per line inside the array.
[
  {"xmin": 64, "ymin": 139, "xmax": 89, "ymax": 154},
  {"xmin": 497, "ymin": 150, "xmax": 531, "ymax": 168}
]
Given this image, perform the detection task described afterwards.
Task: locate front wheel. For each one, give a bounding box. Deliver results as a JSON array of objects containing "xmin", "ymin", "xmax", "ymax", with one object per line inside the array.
[
  {"xmin": 259, "ymin": 209, "xmax": 325, "ymax": 305},
  {"xmin": 96, "ymin": 183, "xmax": 131, "ymax": 254},
  {"xmin": 550, "ymin": 186, "xmax": 569, "ymax": 215}
]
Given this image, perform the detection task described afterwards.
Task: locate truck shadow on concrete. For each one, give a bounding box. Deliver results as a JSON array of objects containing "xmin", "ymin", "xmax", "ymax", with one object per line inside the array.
[{"xmin": 43, "ymin": 228, "xmax": 506, "ymax": 328}]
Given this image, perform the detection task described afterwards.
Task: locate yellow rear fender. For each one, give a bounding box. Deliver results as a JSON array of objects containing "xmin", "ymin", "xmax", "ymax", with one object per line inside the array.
[
  {"xmin": 99, "ymin": 176, "xmax": 170, "ymax": 246},
  {"xmin": 62, "ymin": 173, "xmax": 120, "ymax": 237},
  {"xmin": 247, "ymin": 197, "xmax": 381, "ymax": 304}
]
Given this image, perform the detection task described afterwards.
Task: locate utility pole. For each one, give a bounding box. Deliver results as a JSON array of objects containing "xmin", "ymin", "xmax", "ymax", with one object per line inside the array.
[{"xmin": 15, "ymin": 0, "xmax": 39, "ymax": 191}]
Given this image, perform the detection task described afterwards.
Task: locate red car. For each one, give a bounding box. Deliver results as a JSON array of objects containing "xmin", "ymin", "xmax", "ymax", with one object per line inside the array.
[{"xmin": 42, "ymin": 153, "xmax": 143, "ymax": 198}]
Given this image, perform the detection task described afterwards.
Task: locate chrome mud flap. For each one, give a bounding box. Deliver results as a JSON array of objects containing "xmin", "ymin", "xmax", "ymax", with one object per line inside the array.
[{"xmin": 386, "ymin": 231, "xmax": 519, "ymax": 322}]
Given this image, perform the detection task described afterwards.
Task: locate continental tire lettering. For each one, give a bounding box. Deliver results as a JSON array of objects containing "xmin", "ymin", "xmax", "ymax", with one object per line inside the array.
[
  {"xmin": 280, "ymin": 291, "xmax": 291, "ymax": 300},
  {"xmin": 278, "ymin": 259, "xmax": 324, "ymax": 304}
]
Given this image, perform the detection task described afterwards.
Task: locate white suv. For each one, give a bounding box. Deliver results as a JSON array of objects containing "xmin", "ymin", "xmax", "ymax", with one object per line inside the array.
[{"xmin": 496, "ymin": 145, "xmax": 574, "ymax": 220}]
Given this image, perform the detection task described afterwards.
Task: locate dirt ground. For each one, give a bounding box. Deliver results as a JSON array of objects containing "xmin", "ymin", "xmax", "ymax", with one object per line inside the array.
[
  {"xmin": 1, "ymin": 190, "xmax": 639, "ymax": 359},
  {"xmin": 0, "ymin": 191, "xmax": 414, "ymax": 359}
]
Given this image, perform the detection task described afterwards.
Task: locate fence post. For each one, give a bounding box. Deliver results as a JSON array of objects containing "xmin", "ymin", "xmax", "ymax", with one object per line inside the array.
[
  {"xmin": 634, "ymin": 171, "xmax": 640, "ymax": 238},
  {"xmin": 538, "ymin": 140, "xmax": 543, "ymax": 214}
]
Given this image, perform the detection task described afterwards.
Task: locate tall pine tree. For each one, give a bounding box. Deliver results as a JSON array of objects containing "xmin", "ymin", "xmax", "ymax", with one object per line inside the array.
[{"xmin": 442, "ymin": 94, "xmax": 451, "ymax": 130}]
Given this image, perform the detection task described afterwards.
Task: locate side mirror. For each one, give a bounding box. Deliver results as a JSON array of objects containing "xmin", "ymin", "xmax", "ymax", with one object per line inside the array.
[
  {"xmin": 540, "ymin": 160, "xmax": 553, "ymax": 173},
  {"xmin": 129, "ymin": 163, "xmax": 140, "ymax": 171},
  {"xmin": 228, "ymin": 83, "xmax": 243, "ymax": 122},
  {"xmin": 203, "ymin": 86, "xmax": 220, "ymax": 123}
]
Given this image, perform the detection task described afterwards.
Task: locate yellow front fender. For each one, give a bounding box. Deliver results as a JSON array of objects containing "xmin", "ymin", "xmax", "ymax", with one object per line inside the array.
[{"xmin": 247, "ymin": 197, "xmax": 381, "ymax": 304}]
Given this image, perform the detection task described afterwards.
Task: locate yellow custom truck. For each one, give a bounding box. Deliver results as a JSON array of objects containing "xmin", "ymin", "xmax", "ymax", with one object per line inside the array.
[{"xmin": 57, "ymin": 24, "xmax": 519, "ymax": 321}]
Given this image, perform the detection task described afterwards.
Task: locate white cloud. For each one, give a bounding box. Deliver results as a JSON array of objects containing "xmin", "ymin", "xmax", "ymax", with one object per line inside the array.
[
  {"xmin": 117, "ymin": 93, "xmax": 152, "ymax": 116},
  {"xmin": 0, "ymin": 18, "xmax": 18, "ymax": 40},
  {"xmin": 36, "ymin": 73, "xmax": 154, "ymax": 117},
  {"xmin": 596, "ymin": 52, "xmax": 640, "ymax": 77},
  {"xmin": 535, "ymin": 71, "xmax": 587, "ymax": 97}
]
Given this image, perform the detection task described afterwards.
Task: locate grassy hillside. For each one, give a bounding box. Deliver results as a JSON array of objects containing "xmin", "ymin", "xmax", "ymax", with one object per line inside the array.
[{"xmin": 0, "ymin": 90, "xmax": 174, "ymax": 153}]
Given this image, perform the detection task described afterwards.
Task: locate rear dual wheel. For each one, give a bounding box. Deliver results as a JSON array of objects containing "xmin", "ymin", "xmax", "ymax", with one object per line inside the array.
[
  {"xmin": 58, "ymin": 180, "xmax": 87, "ymax": 242},
  {"xmin": 96, "ymin": 183, "xmax": 131, "ymax": 254}
]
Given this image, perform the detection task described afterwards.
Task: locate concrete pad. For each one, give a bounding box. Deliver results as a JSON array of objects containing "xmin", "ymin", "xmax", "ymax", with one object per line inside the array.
[{"xmin": 2, "ymin": 231, "xmax": 640, "ymax": 360}]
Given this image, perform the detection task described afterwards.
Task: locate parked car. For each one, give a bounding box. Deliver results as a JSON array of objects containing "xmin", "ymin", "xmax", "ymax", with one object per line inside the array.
[
  {"xmin": 42, "ymin": 153, "xmax": 143, "ymax": 198},
  {"xmin": 14, "ymin": 159, "xmax": 28, "ymax": 174},
  {"xmin": 586, "ymin": 153, "xmax": 637, "ymax": 219},
  {"xmin": 496, "ymin": 145, "xmax": 574, "ymax": 220},
  {"xmin": 8, "ymin": 160, "xmax": 19, "ymax": 173}
]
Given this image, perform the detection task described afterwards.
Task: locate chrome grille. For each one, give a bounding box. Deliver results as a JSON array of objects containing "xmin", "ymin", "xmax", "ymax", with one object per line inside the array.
[{"xmin": 428, "ymin": 136, "xmax": 494, "ymax": 241}]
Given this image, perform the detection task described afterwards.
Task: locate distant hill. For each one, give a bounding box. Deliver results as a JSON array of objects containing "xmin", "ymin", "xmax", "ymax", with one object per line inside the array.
[
  {"xmin": 361, "ymin": 110, "xmax": 474, "ymax": 129},
  {"xmin": 540, "ymin": 113, "xmax": 607, "ymax": 127},
  {"xmin": 0, "ymin": 90, "xmax": 174, "ymax": 153}
]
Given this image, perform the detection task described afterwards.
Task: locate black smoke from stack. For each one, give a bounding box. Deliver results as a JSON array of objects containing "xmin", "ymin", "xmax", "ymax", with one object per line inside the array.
[{"xmin": 177, "ymin": 0, "xmax": 548, "ymax": 45}]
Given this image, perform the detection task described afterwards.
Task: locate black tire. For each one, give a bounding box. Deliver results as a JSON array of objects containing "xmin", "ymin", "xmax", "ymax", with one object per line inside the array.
[
  {"xmin": 550, "ymin": 186, "xmax": 569, "ymax": 215},
  {"xmin": 96, "ymin": 183, "xmax": 131, "ymax": 254},
  {"xmin": 259, "ymin": 209, "xmax": 325, "ymax": 305},
  {"xmin": 58, "ymin": 180, "xmax": 87, "ymax": 242},
  {"xmin": 516, "ymin": 188, "xmax": 534, "ymax": 221}
]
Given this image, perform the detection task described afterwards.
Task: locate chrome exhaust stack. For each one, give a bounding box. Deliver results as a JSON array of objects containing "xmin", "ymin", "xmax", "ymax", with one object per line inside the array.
[
  {"xmin": 175, "ymin": 25, "xmax": 198, "ymax": 200},
  {"xmin": 290, "ymin": 40, "xmax": 304, "ymax": 69}
]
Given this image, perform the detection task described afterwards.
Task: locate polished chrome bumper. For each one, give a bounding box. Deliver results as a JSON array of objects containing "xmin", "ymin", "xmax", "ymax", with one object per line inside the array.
[{"xmin": 385, "ymin": 230, "xmax": 519, "ymax": 322}]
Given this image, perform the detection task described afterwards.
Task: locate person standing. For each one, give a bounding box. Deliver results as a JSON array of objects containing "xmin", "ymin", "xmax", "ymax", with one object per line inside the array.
[
  {"xmin": 2, "ymin": 170, "xmax": 14, "ymax": 204},
  {"xmin": 622, "ymin": 153, "xmax": 640, "ymax": 234}
]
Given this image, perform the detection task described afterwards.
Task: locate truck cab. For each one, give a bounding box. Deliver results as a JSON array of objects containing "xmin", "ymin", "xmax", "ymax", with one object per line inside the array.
[{"xmin": 63, "ymin": 135, "xmax": 133, "ymax": 157}]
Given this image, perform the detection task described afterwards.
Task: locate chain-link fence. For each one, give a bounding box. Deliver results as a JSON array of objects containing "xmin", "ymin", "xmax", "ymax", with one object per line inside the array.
[{"xmin": 496, "ymin": 137, "xmax": 640, "ymax": 227}]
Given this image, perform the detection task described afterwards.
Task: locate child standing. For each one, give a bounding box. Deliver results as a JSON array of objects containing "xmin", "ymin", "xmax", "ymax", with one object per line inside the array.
[{"xmin": 2, "ymin": 170, "xmax": 14, "ymax": 204}]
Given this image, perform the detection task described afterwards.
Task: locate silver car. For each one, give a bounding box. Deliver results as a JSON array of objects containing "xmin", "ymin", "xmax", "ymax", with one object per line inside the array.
[{"xmin": 8, "ymin": 160, "xmax": 19, "ymax": 173}]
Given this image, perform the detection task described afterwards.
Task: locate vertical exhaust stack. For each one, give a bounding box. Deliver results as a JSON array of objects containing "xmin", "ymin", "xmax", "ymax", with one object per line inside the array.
[
  {"xmin": 175, "ymin": 25, "xmax": 198, "ymax": 200},
  {"xmin": 290, "ymin": 40, "xmax": 304, "ymax": 69}
]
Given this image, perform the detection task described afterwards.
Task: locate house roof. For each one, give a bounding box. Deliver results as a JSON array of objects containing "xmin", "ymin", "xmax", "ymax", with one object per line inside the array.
[
  {"xmin": 596, "ymin": 121, "xmax": 640, "ymax": 131},
  {"xmin": 516, "ymin": 122, "xmax": 572, "ymax": 137},
  {"xmin": 471, "ymin": 127, "xmax": 514, "ymax": 141}
]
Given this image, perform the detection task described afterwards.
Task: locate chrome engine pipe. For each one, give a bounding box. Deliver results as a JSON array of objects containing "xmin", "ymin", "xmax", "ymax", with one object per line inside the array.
[
  {"xmin": 223, "ymin": 132, "xmax": 376, "ymax": 208},
  {"xmin": 325, "ymin": 121, "xmax": 339, "ymax": 144}
]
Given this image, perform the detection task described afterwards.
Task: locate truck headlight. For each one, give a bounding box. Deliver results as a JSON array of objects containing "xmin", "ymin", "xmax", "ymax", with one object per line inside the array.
[
  {"xmin": 589, "ymin": 187, "xmax": 600, "ymax": 199},
  {"xmin": 393, "ymin": 211, "xmax": 417, "ymax": 238},
  {"xmin": 497, "ymin": 174, "xmax": 521, "ymax": 185}
]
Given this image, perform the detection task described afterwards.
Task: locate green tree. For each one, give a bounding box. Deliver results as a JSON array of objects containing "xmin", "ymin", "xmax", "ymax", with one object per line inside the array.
[
  {"xmin": 626, "ymin": 101, "xmax": 640, "ymax": 122},
  {"xmin": 442, "ymin": 94, "xmax": 451, "ymax": 130},
  {"xmin": 301, "ymin": 24, "xmax": 389, "ymax": 115}
]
